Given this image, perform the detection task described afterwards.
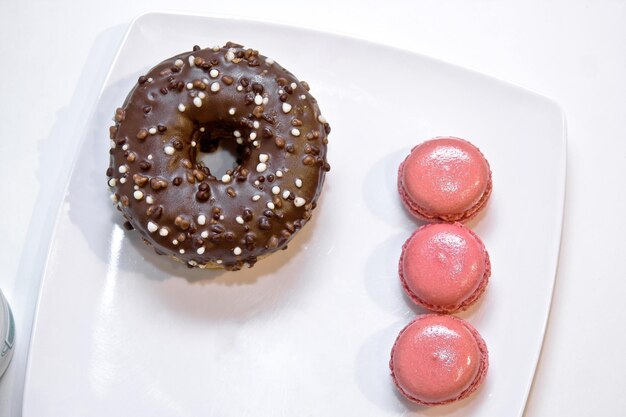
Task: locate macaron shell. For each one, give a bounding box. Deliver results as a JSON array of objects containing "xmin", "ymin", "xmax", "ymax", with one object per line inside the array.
[
  {"xmin": 398, "ymin": 137, "xmax": 492, "ymax": 222},
  {"xmin": 399, "ymin": 223, "xmax": 491, "ymax": 313},
  {"xmin": 390, "ymin": 315, "xmax": 489, "ymax": 406}
]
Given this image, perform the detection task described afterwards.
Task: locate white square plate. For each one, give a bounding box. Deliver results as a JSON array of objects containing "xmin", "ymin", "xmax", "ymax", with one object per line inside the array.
[{"xmin": 23, "ymin": 12, "xmax": 565, "ymax": 417}]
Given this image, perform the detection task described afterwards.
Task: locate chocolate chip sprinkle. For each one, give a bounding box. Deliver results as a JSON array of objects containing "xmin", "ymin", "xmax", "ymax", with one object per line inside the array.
[
  {"xmin": 136, "ymin": 129, "xmax": 148, "ymax": 140},
  {"xmin": 258, "ymin": 217, "xmax": 271, "ymax": 230},
  {"xmin": 139, "ymin": 161, "xmax": 152, "ymax": 171},
  {"xmin": 150, "ymin": 177, "xmax": 168, "ymax": 190}
]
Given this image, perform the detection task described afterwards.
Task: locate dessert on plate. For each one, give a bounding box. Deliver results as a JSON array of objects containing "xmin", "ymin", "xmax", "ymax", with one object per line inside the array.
[
  {"xmin": 399, "ymin": 222, "xmax": 491, "ymax": 313},
  {"xmin": 106, "ymin": 42, "xmax": 331, "ymax": 270},
  {"xmin": 398, "ymin": 137, "xmax": 492, "ymax": 222},
  {"xmin": 390, "ymin": 314, "xmax": 489, "ymax": 406}
]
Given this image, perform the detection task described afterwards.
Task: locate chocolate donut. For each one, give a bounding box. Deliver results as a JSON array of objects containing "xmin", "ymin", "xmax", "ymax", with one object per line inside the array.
[{"xmin": 106, "ymin": 43, "xmax": 330, "ymax": 271}]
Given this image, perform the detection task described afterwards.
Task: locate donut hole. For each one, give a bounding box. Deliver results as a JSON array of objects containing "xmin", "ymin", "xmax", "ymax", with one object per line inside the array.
[{"xmin": 194, "ymin": 125, "xmax": 249, "ymax": 177}]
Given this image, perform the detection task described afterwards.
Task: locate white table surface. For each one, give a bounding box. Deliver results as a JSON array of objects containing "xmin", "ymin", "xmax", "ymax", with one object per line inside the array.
[{"xmin": 1, "ymin": 1, "xmax": 624, "ymax": 416}]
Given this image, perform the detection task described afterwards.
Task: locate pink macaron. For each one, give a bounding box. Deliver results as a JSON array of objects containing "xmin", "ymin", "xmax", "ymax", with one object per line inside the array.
[
  {"xmin": 398, "ymin": 137, "xmax": 492, "ymax": 222},
  {"xmin": 390, "ymin": 314, "xmax": 489, "ymax": 406},
  {"xmin": 399, "ymin": 222, "xmax": 490, "ymax": 313}
]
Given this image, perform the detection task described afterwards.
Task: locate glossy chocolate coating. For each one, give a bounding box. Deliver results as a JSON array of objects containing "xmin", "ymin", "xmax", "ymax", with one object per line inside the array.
[{"xmin": 107, "ymin": 43, "xmax": 330, "ymax": 270}]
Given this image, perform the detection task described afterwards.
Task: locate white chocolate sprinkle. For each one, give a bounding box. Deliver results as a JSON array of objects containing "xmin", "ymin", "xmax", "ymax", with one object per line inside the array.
[
  {"xmin": 282, "ymin": 190, "xmax": 290, "ymax": 199},
  {"xmin": 186, "ymin": 82, "xmax": 193, "ymax": 90},
  {"xmin": 266, "ymin": 58, "xmax": 274, "ymax": 65},
  {"xmin": 122, "ymin": 144, "xmax": 129, "ymax": 151},
  {"xmin": 263, "ymin": 97, "xmax": 269, "ymax": 105},
  {"xmin": 236, "ymin": 138, "xmax": 243, "ymax": 145},
  {"xmin": 209, "ymin": 69, "xmax": 219, "ymax": 78},
  {"xmin": 282, "ymin": 103, "xmax": 292, "ymax": 113},
  {"xmin": 294, "ymin": 197, "xmax": 306, "ymax": 207},
  {"xmin": 197, "ymin": 215, "xmax": 206, "ymax": 225},
  {"xmin": 197, "ymin": 246, "xmax": 205, "ymax": 255},
  {"xmin": 108, "ymin": 178, "xmax": 117, "ymax": 187},
  {"xmin": 259, "ymin": 153, "xmax": 269, "ymax": 163},
  {"xmin": 118, "ymin": 165, "xmax": 127, "ymax": 174},
  {"xmin": 253, "ymin": 120, "xmax": 260, "ymax": 129},
  {"xmin": 221, "ymin": 174, "xmax": 231, "ymax": 183},
  {"xmin": 295, "ymin": 178, "xmax": 303, "ymax": 188},
  {"xmin": 159, "ymin": 227, "xmax": 169, "ymax": 236},
  {"xmin": 250, "ymin": 132, "xmax": 257, "ymax": 140},
  {"xmin": 199, "ymin": 127, "xmax": 205, "ymax": 132},
  {"xmin": 278, "ymin": 89, "xmax": 284, "ymax": 94},
  {"xmin": 147, "ymin": 77, "xmax": 153, "ymax": 83},
  {"xmin": 272, "ymin": 186, "xmax": 280, "ymax": 195},
  {"xmin": 290, "ymin": 82, "xmax": 297, "ymax": 89},
  {"xmin": 235, "ymin": 216, "xmax": 244, "ymax": 224},
  {"xmin": 253, "ymin": 140, "xmax": 259, "ymax": 147},
  {"xmin": 148, "ymin": 127, "xmax": 157, "ymax": 135},
  {"xmin": 300, "ymin": 94, "xmax": 306, "ymax": 99},
  {"xmin": 201, "ymin": 231, "xmax": 209, "ymax": 238},
  {"xmin": 110, "ymin": 194, "xmax": 118, "ymax": 203},
  {"xmin": 164, "ymin": 146, "xmax": 175, "ymax": 155},
  {"xmin": 233, "ymin": 130, "xmax": 241, "ymax": 138},
  {"xmin": 233, "ymin": 247, "xmax": 242, "ymax": 256},
  {"xmin": 119, "ymin": 177, "xmax": 126, "ymax": 184},
  {"xmin": 276, "ymin": 170, "xmax": 283, "ymax": 177},
  {"xmin": 254, "ymin": 94, "xmax": 263, "ymax": 105},
  {"xmin": 193, "ymin": 97, "xmax": 202, "ymax": 107},
  {"xmin": 219, "ymin": 215, "xmax": 224, "ymax": 220},
  {"xmin": 174, "ymin": 59, "xmax": 184, "ymax": 67},
  {"xmin": 210, "ymin": 82, "xmax": 220, "ymax": 92},
  {"xmin": 225, "ymin": 49, "xmax": 235, "ymax": 62},
  {"xmin": 172, "ymin": 239, "xmax": 179, "ymax": 245},
  {"xmin": 147, "ymin": 222, "xmax": 158, "ymax": 233},
  {"xmin": 147, "ymin": 154, "xmax": 153, "ymax": 160},
  {"xmin": 146, "ymin": 195, "xmax": 154, "ymax": 204},
  {"xmin": 191, "ymin": 141, "xmax": 197, "ymax": 147},
  {"xmin": 212, "ymin": 45, "xmax": 220, "ymax": 51},
  {"xmin": 133, "ymin": 185, "xmax": 139, "ymax": 190},
  {"xmin": 267, "ymin": 202, "xmax": 275, "ymax": 210},
  {"xmin": 178, "ymin": 104, "xmax": 186, "ymax": 112},
  {"xmin": 198, "ymin": 92, "xmax": 206, "ymax": 99},
  {"xmin": 254, "ymin": 180, "xmax": 260, "ymax": 186},
  {"xmin": 237, "ymin": 85, "xmax": 243, "ymax": 92},
  {"xmin": 256, "ymin": 162, "xmax": 267, "ymax": 173},
  {"xmin": 179, "ymin": 249, "xmax": 185, "ymax": 254},
  {"xmin": 318, "ymin": 115, "xmax": 327, "ymax": 124},
  {"xmin": 228, "ymin": 107, "xmax": 236, "ymax": 115},
  {"xmin": 216, "ymin": 259, "xmax": 223, "ymax": 264},
  {"xmin": 188, "ymin": 55, "xmax": 195, "ymax": 66},
  {"xmin": 202, "ymin": 78, "xmax": 210, "ymax": 85},
  {"xmin": 133, "ymin": 190, "xmax": 144, "ymax": 200},
  {"xmin": 252, "ymin": 195, "xmax": 261, "ymax": 201},
  {"xmin": 291, "ymin": 128, "xmax": 301, "ymax": 137}
]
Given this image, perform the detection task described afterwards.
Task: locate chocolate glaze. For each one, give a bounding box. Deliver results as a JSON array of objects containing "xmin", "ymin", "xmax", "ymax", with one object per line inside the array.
[{"xmin": 107, "ymin": 43, "xmax": 330, "ymax": 270}]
